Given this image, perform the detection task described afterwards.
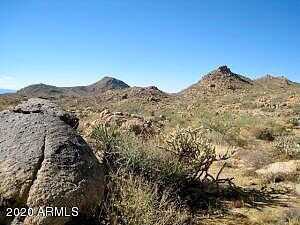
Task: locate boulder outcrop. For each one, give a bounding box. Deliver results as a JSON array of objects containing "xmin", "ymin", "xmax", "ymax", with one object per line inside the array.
[{"xmin": 0, "ymin": 98, "xmax": 104, "ymax": 225}]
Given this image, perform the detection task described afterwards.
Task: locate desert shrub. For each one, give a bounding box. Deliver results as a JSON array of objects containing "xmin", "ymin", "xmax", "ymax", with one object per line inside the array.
[
  {"xmin": 196, "ymin": 111, "xmax": 246, "ymax": 147},
  {"xmin": 273, "ymin": 135, "xmax": 300, "ymax": 158},
  {"xmin": 161, "ymin": 127, "xmax": 233, "ymax": 185},
  {"xmin": 288, "ymin": 117, "xmax": 299, "ymax": 127},
  {"xmin": 267, "ymin": 121, "xmax": 290, "ymax": 137},
  {"xmin": 240, "ymin": 100, "xmax": 258, "ymax": 110},
  {"xmin": 105, "ymin": 173, "xmax": 190, "ymax": 225},
  {"xmin": 91, "ymin": 125, "xmax": 236, "ymax": 225},
  {"xmin": 253, "ymin": 128, "xmax": 275, "ymax": 141},
  {"xmin": 91, "ymin": 124, "xmax": 156, "ymax": 173},
  {"xmin": 260, "ymin": 107, "xmax": 276, "ymax": 113},
  {"xmin": 92, "ymin": 124, "xmax": 182, "ymax": 181},
  {"xmin": 91, "ymin": 124, "xmax": 121, "ymax": 153},
  {"xmin": 277, "ymin": 208, "xmax": 300, "ymax": 225},
  {"xmin": 247, "ymin": 120, "xmax": 291, "ymax": 142},
  {"xmin": 91, "ymin": 125, "xmax": 192, "ymax": 225},
  {"xmin": 292, "ymin": 104, "xmax": 300, "ymax": 114}
]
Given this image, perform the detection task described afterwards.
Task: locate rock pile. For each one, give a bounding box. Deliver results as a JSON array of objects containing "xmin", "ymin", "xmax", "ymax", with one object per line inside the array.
[{"xmin": 82, "ymin": 109, "xmax": 164, "ymax": 137}]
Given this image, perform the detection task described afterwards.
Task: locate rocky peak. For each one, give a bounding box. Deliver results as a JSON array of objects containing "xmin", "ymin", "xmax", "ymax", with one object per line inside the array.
[
  {"xmin": 90, "ymin": 76, "xmax": 130, "ymax": 91},
  {"xmin": 100, "ymin": 76, "xmax": 122, "ymax": 84},
  {"xmin": 264, "ymin": 74, "xmax": 275, "ymax": 79},
  {"xmin": 146, "ymin": 86, "xmax": 160, "ymax": 90},
  {"xmin": 216, "ymin": 65, "xmax": 232, "ymax": 74},
  {"xmin": 197, "ymin": 66, "xmax": 253, "ymax": 91}
]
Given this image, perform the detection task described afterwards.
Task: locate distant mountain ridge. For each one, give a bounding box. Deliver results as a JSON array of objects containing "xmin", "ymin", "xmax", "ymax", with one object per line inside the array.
[
  {"xmin": 15, "ymin": 66, "xmax": 300, "ymax": 98},
  {"xmin": 0, "ymin": 89, "xmax": 15, "ymax": 94},
  {"xmin": 180, "ymin": 65, "xmax": 300, "ymax": 98},
  {"xmin": 17, "ymin": 76, "xmax": 130, "ymax": 97}
]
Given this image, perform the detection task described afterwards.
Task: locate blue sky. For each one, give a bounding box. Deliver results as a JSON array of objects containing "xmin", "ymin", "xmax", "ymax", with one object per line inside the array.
[{"xmin": 0, "ymin": 0, "xmax": 299, "ymax": 92}]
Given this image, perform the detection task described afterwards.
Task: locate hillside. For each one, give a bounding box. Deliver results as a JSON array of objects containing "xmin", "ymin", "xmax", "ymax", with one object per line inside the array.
[
  {"xmin": 200, "ymin": 65, "xmax": 253, "ymax": 89},
  {"xmin": 17, "ymin": 76, "xmax": 130, "ymax": 97},
  {"xmin": 182, "ymin": 66, "xmax": 253, "ymax": 96}
]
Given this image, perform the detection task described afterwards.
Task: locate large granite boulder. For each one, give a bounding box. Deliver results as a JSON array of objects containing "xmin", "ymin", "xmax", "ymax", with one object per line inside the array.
[{"xmin": 0, "ymin": 98, "xmax": 104, "ymax": 225}]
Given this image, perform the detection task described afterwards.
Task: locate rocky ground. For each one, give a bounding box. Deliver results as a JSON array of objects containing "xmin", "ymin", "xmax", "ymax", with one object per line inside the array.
[{"xmin": 0, "ymin": 66, "xmax": 299, "ymax": 225}]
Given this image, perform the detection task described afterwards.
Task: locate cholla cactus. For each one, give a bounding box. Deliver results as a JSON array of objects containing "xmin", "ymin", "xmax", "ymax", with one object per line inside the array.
[
  {"xmin": 273, "ymin": 135, "xmax": 300, "ymax": 157},
  {"xmin": 164, "ymin": 127, "xmax": 214, "ymax": 162},
  {"xmin": 162, "ymin": 127, "xmax": 233, "ymax": 184}
]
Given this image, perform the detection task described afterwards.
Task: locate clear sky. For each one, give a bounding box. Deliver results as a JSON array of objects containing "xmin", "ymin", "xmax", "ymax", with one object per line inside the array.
[{"xmin": 0, "ymin": 0, "xmax": 299, "ymax": 92}]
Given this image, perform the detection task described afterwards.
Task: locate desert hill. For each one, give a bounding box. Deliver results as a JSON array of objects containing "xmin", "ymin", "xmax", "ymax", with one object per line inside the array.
[
  {"xmin": 200, "ymin": 65, "xmax": 253, "ymax": 89},
  {"xmin": 17, "ymin": 76, "xmax": 130, "ymax": 97},
  {"xmin": 17, "ymin": 83, "xmax": 65, "ymax": 96},
  {"xmin": 255, "ymin": 74, "xmax": 297, "ymax": 88},
  {"xmin": 181, "ymin": 66, "xmax": 253, "ymax": 97},
  {"xmin": 81, "ymin": 76, "xmax": 130, "ymax": 93}
]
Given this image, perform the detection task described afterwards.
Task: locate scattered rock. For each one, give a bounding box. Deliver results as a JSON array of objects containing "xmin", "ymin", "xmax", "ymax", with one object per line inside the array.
[
  {"xmin": 121, "ymin": 118, "xmax": 153, "ymax": 135},
  {"xmin": 99, "ymin": 108, "xmax": 110, "ymax": 118},
  {"xmin": 126, "ymin": 86, "xmax": 167, "ymax": 100},
  {"xmin": 82, "ymin": 109, "xmax": 163, "ymax": 137},
  {"xmin": 148, "ymin": 96, "xmax": 160, "ymax": 102}
]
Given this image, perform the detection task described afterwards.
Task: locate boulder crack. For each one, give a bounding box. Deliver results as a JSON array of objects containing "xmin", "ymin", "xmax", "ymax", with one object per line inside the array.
[
  {"xmin": 13, "ymin": 109, "xmax": 42, "ymax": 114},
  {"xmin": 24, "ymin": 135, "xmax": 46, "ymax": 203}
]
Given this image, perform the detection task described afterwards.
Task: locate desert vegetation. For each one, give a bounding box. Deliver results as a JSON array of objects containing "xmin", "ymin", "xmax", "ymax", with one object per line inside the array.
[{"xmin": 0, "ymin": 66, "xmax": 299, "ymax": 225}]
